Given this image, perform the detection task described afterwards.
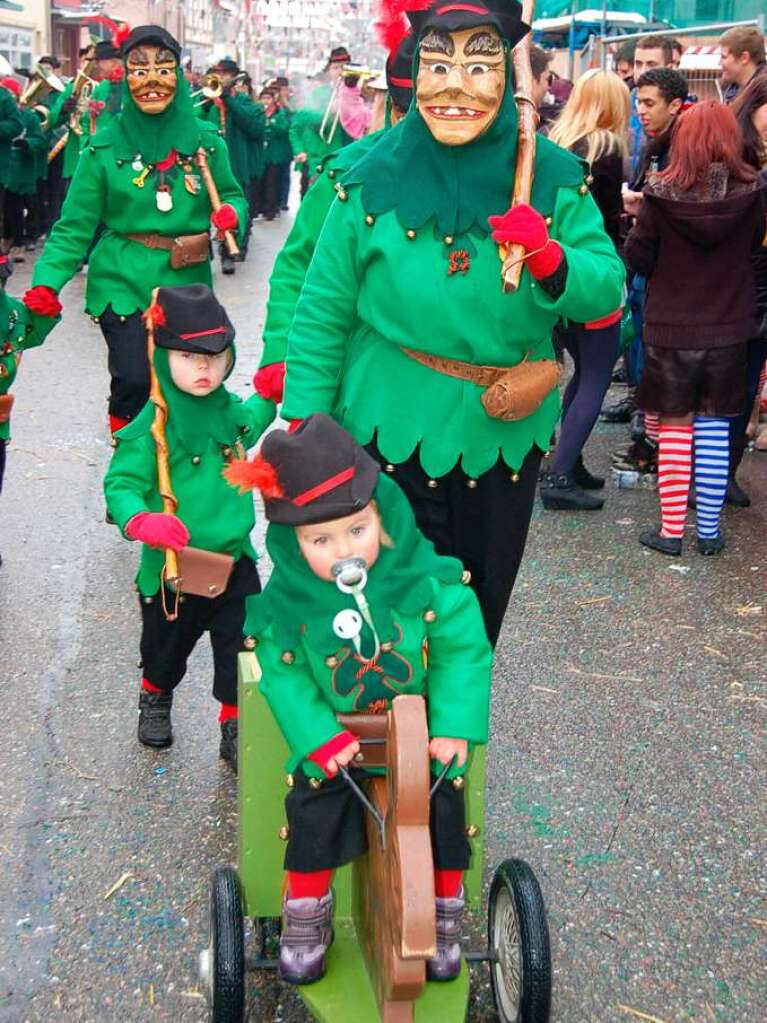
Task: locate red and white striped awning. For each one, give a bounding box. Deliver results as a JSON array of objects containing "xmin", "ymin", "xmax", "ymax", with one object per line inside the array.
[{"xmin": 679, "ymin": 46, "xmax": 721, "ymax": 72}]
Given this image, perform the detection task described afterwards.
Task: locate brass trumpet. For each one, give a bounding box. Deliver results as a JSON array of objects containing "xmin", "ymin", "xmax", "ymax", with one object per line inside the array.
[
  {"xmin": 340, "ymin": 65, "xmax": 378, "ymax": 81},
  {"xmin": 192, "ymin": 73, "xmax": 224, "ymax": 106},
  {"xmin": 69, "ymin": 64, "xmax": 98, "ymax": 136},
  {"xmin": 33, "ymin": 104, "xmax": 51, "ymax": 131},
  {"xmin": 19, "ymin": 61, "xmax": 66, "ymax": 109}
]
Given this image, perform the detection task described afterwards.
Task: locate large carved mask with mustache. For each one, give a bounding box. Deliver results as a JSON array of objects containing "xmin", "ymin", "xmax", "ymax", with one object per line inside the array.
[
  {"xmin": 416, "ymin": 26, "xmax": 506, "ymax": 146},
  {"xmin": 126, "ymin": 43, "xmax": 178, "ymax": 115}
]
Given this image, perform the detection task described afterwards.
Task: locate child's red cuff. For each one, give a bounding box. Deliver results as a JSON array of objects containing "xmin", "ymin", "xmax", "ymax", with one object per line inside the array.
[
  {"xmin": 308, "ymin": 730, "xmax": 358, "ymax": 776},
  {"xmin": 526, "ymin": 240, "xmax": 564, "ymax": 281},
  {"xmin": 584, "ymin": 307, "xmax": 622, "ymax": 330}
]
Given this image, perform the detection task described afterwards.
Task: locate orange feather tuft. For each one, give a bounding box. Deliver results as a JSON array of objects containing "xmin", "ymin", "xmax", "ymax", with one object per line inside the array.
[{"xmin": 223, "ymin": 455, "xmax": 285, "ymax": 498}]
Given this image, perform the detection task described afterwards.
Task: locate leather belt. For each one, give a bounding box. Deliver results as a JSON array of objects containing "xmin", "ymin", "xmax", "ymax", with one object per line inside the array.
[
  {"xmin": 124, "ymin": 232, "xmax": 176, "ymax": 250},
  {"xmin": 401, "ymin": 346, "xmax": 514, "ymax": 387}
]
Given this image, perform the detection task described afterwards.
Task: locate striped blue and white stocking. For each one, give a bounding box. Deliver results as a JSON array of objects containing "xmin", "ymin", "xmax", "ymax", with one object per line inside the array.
[{"xmin": 693, "ymin": 417, "xmax": 729, "ymax": 539}]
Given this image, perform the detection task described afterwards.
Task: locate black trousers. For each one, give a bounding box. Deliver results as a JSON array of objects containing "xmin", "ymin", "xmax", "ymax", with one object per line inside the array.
[
  {"xmin": 368, "ymin": 442, "xmax": 543, "ymax": 647},
  {"xmin": 284, "ymin": 766, "xmax": 470, "ymax": 872},
  {"xmin": 99, "ymin": 306, "xmax": 150, "ymax": 421},
  {"xmin": 0, "ymin": 438, "xmax": 6, "ymax": 493},
  {"xmin": 3, "ymin": 191, "xmax": 27, "ymax": 246},
  {"xmin": 139, "ymin": 556, "xmax": 261, "ymax": 706}
]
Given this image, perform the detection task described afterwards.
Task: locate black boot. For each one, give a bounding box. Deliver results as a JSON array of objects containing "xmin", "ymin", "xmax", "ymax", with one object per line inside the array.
[
  {"xmin": 219, "ymin": 720, "xmax": 238, "ymax": 774},
  {"xmin": 221, "ymin": 251, "xmax": 235, "ymax": 275},
  {"xmin": 725, "ymin": 478, "xmax": 751, "ymax": 508},
  {"xmin": 540, "ymin": 472, "xmax": 604, "ymax": 511},
  {"xmin": 572, "ymin": 456, "xmax": 605, "ymax": 490},
  {"xmin": 697, "ymin": 534, "xmax": 725, "ymax": 555},
  {"xmin": 138, "ymin": 689, "xmax": 173, "ymax": 748},
  {"xmin": 639, "ymin": 529, "xmax": 682, "ymax": 556}
]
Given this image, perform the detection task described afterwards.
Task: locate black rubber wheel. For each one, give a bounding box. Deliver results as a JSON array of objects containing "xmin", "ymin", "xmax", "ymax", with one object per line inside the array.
[
  {"xmin": 200, "ymin": 867, "xmax": 245, "ymax": 1023},
  {"xmin": 488, "ymin": 858, "xmax": 551, "ymax": 1023}
]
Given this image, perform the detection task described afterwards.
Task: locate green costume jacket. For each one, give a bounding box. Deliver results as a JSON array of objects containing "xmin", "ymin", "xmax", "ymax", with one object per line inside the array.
[
  {"xmin": 104, "ymin": 393, "xmax": 275, "ymax": 595},
  {"xmin": 0, "ymin": 87, "xmax": 23, "ymax": 188},
  {"xmin": 258, "ymin": 579, "xmax": 491, "ymax": 781},
  {"xmin": 7, "ymin": 107, "xmax": 46, "ymax": 195},
  {"xmin": 200, "ymin": 93, "xmax": 265, "ymax": 186},
  {"xmin": 31, "ymin": 121, "xmax": 248, "ymax": 318},
  {"xmin": 282, "ymin": 138, "xmax": 625, "ymax": 478},
  {"xmin": 0, "ymin": 296, "xmax": 59, "ymax": 443},
  {"xmin": 263, "ymin": 107, "xmax": 291, "ymax": 166},
  {"xmin": 288, "ymin": 94, "xmax": 352, "ymax": 173},
  {"xmin": 260, "ymin": 129, "xmax": 382, "ymax": 368}
]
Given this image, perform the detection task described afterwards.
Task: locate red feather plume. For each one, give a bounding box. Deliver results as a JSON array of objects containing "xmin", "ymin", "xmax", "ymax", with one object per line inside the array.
[
  {"xmin": 85, "ymin": 15, "xmax": 131, "ymax": 49},
  {"xmin": 223, "ymin": 454, "xmax": 285, "ymax": 498},
  {"xmin": 375, "ymin": 0, "xmax": 430, "ymax": 56},
  {"xmin": 142, "ymin": 303, "xmax": 166, "ymax": 328}
]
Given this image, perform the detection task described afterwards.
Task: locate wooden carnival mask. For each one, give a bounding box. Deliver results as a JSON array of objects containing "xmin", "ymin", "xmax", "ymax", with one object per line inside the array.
[
  {"xmin": 126, "ymin": 44, "xmax": 178, "ymax": 115},
  {"xmin": 416, "ymin": 26, "xmax": 506, "ymax": 146}
]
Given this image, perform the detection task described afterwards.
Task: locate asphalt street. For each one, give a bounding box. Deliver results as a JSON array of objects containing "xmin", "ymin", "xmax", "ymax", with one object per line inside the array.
[{"xmin": 0, "ymin": 197, "xmax": 764, "ymax": 1023}]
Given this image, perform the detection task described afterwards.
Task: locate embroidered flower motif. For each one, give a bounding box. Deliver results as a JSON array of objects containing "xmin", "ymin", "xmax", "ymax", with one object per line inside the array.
[{"xmin": 447, "ymin": 249, "xmax": 470, "ymax": 276}]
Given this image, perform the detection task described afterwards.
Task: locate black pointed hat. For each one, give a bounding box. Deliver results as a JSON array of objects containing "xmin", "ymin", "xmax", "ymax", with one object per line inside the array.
[
  {"xmin": 149, "ymin": 284, "xmax": 235, "ymax": 355},
  {"xmin": 406, "ymin": 1, "xmax": 529, "ymax": 49}
]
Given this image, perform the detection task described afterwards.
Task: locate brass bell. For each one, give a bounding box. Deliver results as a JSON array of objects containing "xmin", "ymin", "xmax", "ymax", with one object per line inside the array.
[
  {"xmin": 380, "ymin": 641, "xmax": 393, "ymax": 653},
  {"xmin": 444, "ymin": 235, "xmax": 454, "ymax": 245},
  {"xmin": 466, "ymin": 824, "xmax": 480, "ymax": 838},
  {"xmin": 452, "ymin": 776, "xmax": 465, "ymax": 790},
  {"xmin": 309, "ymin": 777, "xmax": 323, "ymax": 790},
  {"xmin": 281, "ymin": 651, "xmax": 295, "ymax": 665},
  {"xmin": 423, "ymin": 609, "xmax": 437, "ymax": 623},
  {"xmin": 325, "ymin": 655, "xmax": 339, "ymax": 669},
  {"xmin": 278, "ymin": 825, "xmax": 290, "ymax": 840},
  {"xmin": 511, "ymin": 472, "xmax": 520, "ymax": 483},
  {"xmin": 385, "ymin": 463, "xmax": 395, "ymax": 473},
  {"xmin": 286, "ymin": 773, "xmax": 294, "ymax": 788},
  {"xmin": 222, "ymin": 446, "xmax": 232, "ymax": 458},
  {"xmin": 461, "ymin": 570, "xmax": 472, "ymax": 585},
  {"xmin": 545, "ymin": 216, "xmax": 553, "ymax": 226},
  {"xmin": 427, "ymin": 479, "xmax": 438, "ymax": 489},
  {"xmin": 192, "ymin": 455, "xmax": 201, "ymax": 465},
  {"xmin": 585, "ymin": 174, "xmax": 594, "ymax": 186},
  {"xmin": 365, "ymin": 214, "xmax": 375, "ymax": 226},
  {"xmin": 337, "ymin": 189, "xmax": 348, "ymax": 202},
  {"xmin": 406, "ymin": 229, "xmax": 416, "ymax": 240},
  {"xmin": 578, "ymin": 184, "xmax": 589, "ymax": 195},
  {"xmin": 466, "ymin": 478, "xmax": 478, "ymax": 489},
  {"xmin": 354, "ymin": 751, "xmax": 365, "ymax": 763},
  {"xmin": 243, "ymin": 636, "xmax": 257, "ymax": 650}
]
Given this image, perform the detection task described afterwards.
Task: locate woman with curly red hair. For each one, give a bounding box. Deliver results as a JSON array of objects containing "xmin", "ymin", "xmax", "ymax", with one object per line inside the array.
[{"xmin": 624, "ymin": 100, "xmax": 766, "ymax": 555}]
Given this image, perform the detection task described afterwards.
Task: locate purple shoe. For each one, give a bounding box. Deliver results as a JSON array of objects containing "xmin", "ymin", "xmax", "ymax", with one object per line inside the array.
[
  {"xmin": 427, "ymin": 888, "xmax": 464, "ymax": 981},
  {"xmin": 279, "ymin": 891, "xmax": 333, "ymax": 984}
]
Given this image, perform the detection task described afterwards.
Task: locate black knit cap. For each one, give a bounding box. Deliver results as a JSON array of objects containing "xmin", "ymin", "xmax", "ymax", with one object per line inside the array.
[
  {"xmin": 407, "ymin": 0, "xmax": 529, "ymax": 49},
  {"xmin": 151, "ymin": 284, "xmax": 235, "ymax": 355},
  {"xmin": 260, "ymin": 414, "xmax": 380, "ymax": 526},
  {"xmin": 121, "ymin": 25, "xmax": 181, "ymax": 62},
  {"xmin": 95, "ymin": 40, "xmax": 120, "ymax": 60},
  {"xmin": 387, "ymin": 32, "xmax": 416, "ymax": 111}
]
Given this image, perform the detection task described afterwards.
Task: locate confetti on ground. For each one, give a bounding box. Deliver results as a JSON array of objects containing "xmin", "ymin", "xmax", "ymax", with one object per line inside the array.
[
  {"xmin": 182, "ymin": 989, "xmax": 205, "ymax": 1000},
  {"xmin": 749, "ymin": 918, "xmax": 767, "ymax": 928},
  {"xmin": 102, "ymin": 872, "xmax": 135, "ymax": 901},
  {"xmin": 616, "ymin": 1005, "xmax": 671, "ymax": 1023},
  {"xmin": 566, "ymin": 666, "xmax": 644, "ymax": 683},
  {"xmin": 668, "ymin": 565, "xmax": 690, "ymax": 575},
  {"xmin": 703, "ymin": 645, "xmax": 726, "ymax": 659},
  {"xmin": 149, "ymin": 984, "xmax": 155, "ymax": 1007},
  {"xmin": 575, "ymin": 596, "xmax": 611, "ymax": 607},
  {"xmin": 734, "ymin": 601, "xmax": 762, "ymax": 616},
  {"xmin": 531, "ymin": 685, "xmax": 558, "ymax": 694}
]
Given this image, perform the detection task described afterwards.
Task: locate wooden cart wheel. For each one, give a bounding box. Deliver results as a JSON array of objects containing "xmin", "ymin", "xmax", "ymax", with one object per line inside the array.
[
  {"xmin": 199, "ymin": 867, "xmax": 246, "ymax": 1023},
  {"xmin": 488, "ymin": 859, "xmax": 551, "ymax": 1023}
]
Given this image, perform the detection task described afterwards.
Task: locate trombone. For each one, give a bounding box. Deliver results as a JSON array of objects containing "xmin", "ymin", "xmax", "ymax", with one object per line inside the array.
[{"xmin": 319, "ymin": 66, "xmax": 378, "ymax": 143}]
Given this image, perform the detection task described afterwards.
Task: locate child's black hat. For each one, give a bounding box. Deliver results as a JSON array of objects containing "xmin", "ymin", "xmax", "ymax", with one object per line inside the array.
[
  {"xmin": 406, "ymin": 0, "xmax": 528, "ymax": 48},
  {"xmin": 122, "ymin": 25, "xmax": 181, "ymax": 62},
  {"xmin": 226, "ymin": 414, "xmax": 380, "ymax": 526},
  {"xmin": 95, "ymin": 40, "xmax": 120, "ymax": 60},
  {"xmin": 149, "ymin": 284, "xmax": 235, "ymax": 355},
  {"xmin": 326, "ymin": 46, "xmax": 352, "ymax": 69}
]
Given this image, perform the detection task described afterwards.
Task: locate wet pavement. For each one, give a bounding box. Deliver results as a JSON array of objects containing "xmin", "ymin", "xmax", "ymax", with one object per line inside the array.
[{"xmin": 0, "ymin": 199, "xmax": 764, "ymax": 1023}]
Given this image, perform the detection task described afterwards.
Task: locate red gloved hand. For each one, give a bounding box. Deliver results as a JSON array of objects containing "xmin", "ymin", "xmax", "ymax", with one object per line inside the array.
[
  {"xmin": 253, "ymin": 362, "xmax": 286, "ymax": 403},
  {"xmin": 211, "ymin": 203, "xmax": 238, "ymax": 234},
  {"xmin": 125, "ymin": 512, "xmax": 190, "ymax": 552},
  {"xmin": 488, "ymin": 203, "xmax": 563, "ymax": 280},
  {"xmin": 23, "ymin": 285, "xmax": 62, "ymax": 317}
]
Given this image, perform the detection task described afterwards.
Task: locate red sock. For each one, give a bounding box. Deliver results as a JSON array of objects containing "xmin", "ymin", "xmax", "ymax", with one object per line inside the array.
[
  {"xmin": 644, "ymin": 412, "xmax": 660, "ymax": 444},
  {"xmin": 658, "ymin": 424, "xmax": 693, "ymax": 538},
  {"xmin": 287, "ymin": 869, "xmax": 333, "ymax": 900},
  {"xmin": 434, "ymin": 869, "xmax": 463, "ymax": 899},
  {"xmin": 109, "ymin": 414, "xmax": 130, "ymax": 435},
  {"xmin": 218, "ymin": 703, "xmax": 239, "ymax": 724},
  {"xmin": 141, "ymin": 677, "xmax": 163, "ymax": 694}
]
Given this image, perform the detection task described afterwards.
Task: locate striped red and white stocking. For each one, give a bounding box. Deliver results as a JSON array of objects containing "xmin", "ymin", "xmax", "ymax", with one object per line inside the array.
[{"xmin": 657, "ymin": 424, "xmax": 693, "ymax": 539}]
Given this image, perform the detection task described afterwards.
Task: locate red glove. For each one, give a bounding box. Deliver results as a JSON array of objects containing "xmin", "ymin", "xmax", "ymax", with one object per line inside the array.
[
  {"xmin": 287, "ymin": 418, "xmax": 303, "ymax": 434},
  {"xmin": 211, "ymin": 203, "xmax": 238, "ymax": 234},
  {"xmin": 488, "ymin": 203, "xmax": 564, "ymax": 280},
  {"xmin": 23, "ymin": 285, "xmax": 62, "ymax": 317},
  {"xmin": 308, "ymin": 730, "xmax": 359, "ymax": 778},
  {"xmin": 125, "ymin": 512, "xmax": 190, "ymax": 551},
  {"xmin": 253, "ymin": 362, "xmax": 286, "ymax": 403}
]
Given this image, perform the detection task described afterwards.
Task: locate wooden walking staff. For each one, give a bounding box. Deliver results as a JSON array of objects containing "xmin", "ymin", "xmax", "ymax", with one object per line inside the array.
[
  {"xmin": 195, "ymin": 146, "xmax": 240, "ymax": 257},
  {"xmin": 499, "ymin": 0, "xmax": 538, "ymax": 293},
  {"xmin": 144, "ymin": 288, "xmax": 181, "ymax": 609}
]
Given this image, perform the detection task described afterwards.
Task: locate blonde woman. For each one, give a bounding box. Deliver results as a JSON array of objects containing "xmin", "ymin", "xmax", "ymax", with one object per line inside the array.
[{"xmin": 540, "ymin": 69, "xmax": 631, "ymax": 511}]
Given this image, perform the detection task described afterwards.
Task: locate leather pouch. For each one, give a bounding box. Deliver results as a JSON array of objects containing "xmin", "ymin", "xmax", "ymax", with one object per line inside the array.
[
  {"xmin": 170, "ymin": 232, "xmax": 210, "ymax": 270},
  {"xmin": 0, "ymin": 393, "xmax": 14, "ymax": 424},
  {"xmin": 481, "ymin": 358, "xmax": 561, "ymax": 422},
  {"xmin": 173, "ymin": 546, "xmax": 234, "ymax": 597}
]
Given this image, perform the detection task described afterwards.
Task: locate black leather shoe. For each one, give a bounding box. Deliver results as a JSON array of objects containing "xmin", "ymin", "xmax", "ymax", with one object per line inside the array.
[
  {"xmin": 639, "ymin": 529, "xmax": 682, "ymax": 556},
  {"xmin": 572, "ymin": 456, "xmax": 605, "ymax": 490},
  {"xmin": 540, "ymin": 472, "xmax": 604, "ymax": 510},
  {"xmin": 726, "ymin": 479, "xmax": 751, "ymax": 508},
  {"xmin": 138, "ymin": 689, "xmax": 173, "ymax": 748},
  {"xmin": 697, "ymin": 535, "xmax": 725, "ymax": 555},
  {"xmin": 221, "ymin": 253, "xmax": 236, "ymax": 275},
  {"xmin": 601, "ymin": 396, "xmax": 635, "ymax": 423},
  {"xmin": 219, "ymin": 720, "xmax": 238, "ymax": 774}
]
